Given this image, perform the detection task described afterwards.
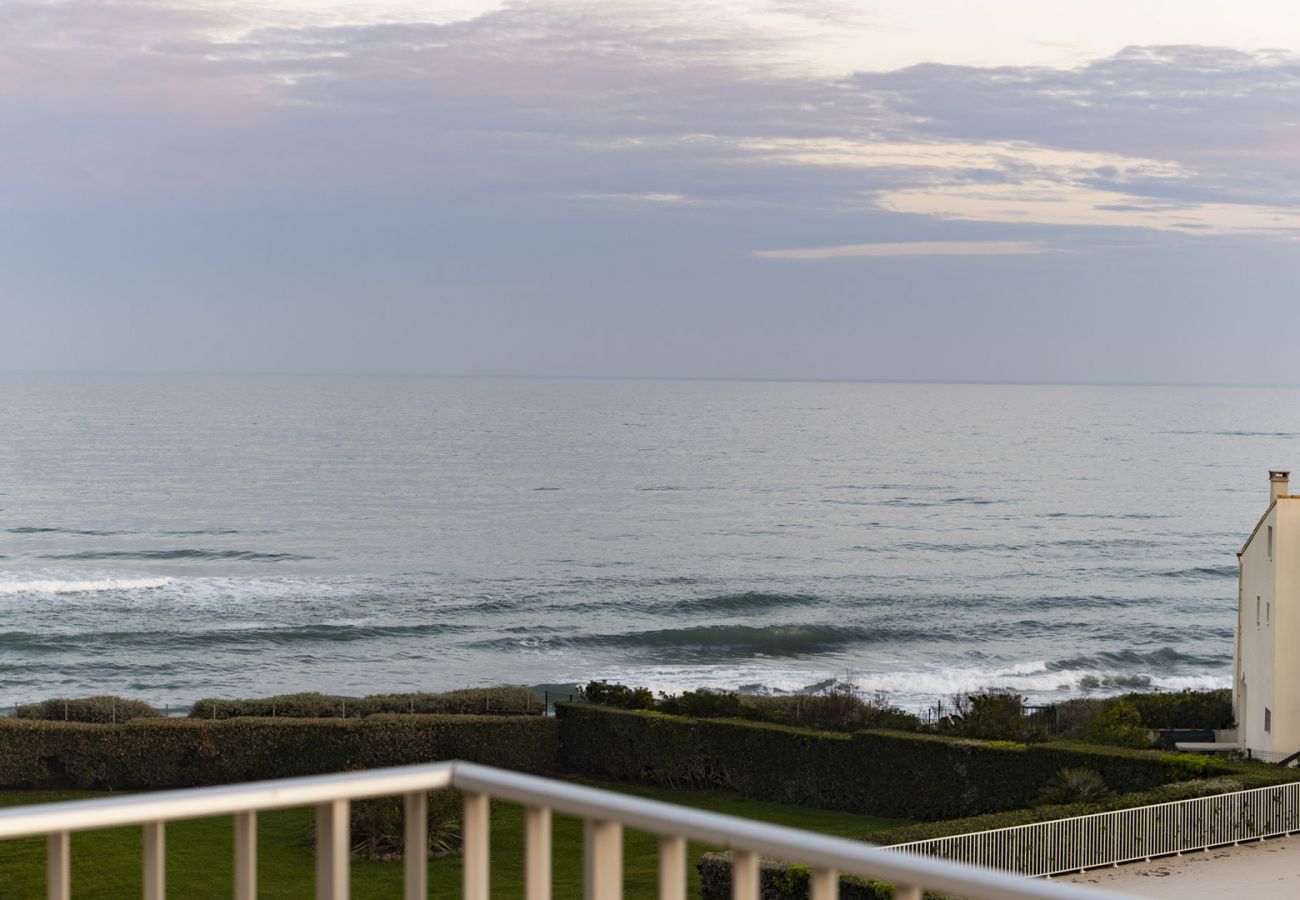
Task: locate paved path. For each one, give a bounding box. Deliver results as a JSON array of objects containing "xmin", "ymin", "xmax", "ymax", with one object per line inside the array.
[{"xmin": 1062, "ymin": 834, "xmax": 1300, "ymax": 897}]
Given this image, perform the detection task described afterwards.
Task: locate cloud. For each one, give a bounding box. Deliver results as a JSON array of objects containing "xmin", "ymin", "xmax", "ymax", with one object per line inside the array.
[
  {"xmin": 4, "ymin": 0, "xmax": 1300, "ymax": 246},
  {"xmin": 754, "ymin": 240, "xmax": 1047, "ymax": 259}
]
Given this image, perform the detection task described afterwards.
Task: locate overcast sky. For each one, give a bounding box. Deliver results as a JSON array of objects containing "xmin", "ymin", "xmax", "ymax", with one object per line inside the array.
[{"xmin": 4, "ymin": 0, "xmax": 1300, "ymax": 383}]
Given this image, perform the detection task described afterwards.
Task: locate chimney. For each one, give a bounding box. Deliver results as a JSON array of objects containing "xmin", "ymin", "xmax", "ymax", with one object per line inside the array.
[{"xmin": 1271, "ymin": 470, "xmax": 1291, "ymax": 503}]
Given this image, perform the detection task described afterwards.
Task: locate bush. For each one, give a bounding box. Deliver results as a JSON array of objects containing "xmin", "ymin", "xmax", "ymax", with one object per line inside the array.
[
  {"xmin": 0, "ymin": 715, "xmax": 559, "ymax": 790},
  {"xmin": 556, "ymin": 703, "xmax": 1230, "ymax": 820},
  {"xmin": 935, "ymin": 692, "xmax": 1047, "ymax": 743},
  {"xmin": 580, "ymin": 681, "xmax": 655, "ymax": 710},
  {"xmin": 1122, "ymin": 690, "xmax": 1234, "ymax": 730},
  {"xmin": 658, "ymin": 690, "xmax": 745, "ymax": 719},
  {"xmin": 581, "ymin": 682, "xmax": 921, "ymax": 734},
  {"xmin": 1037, "ymin": 768, "xmax": 1108, "ymax": 804},
  {"xmin": 329, "ymin": 790, "xmax": 462, "ymax": 861},
  {"xmin": 15, "ymin": 696, "xmax": 159, "ymax": 724},
  {"xmin": 698, "ymin": 853, "xmax": 897, "ymax": 899},
  {"xmin": 1079, "ymin": 700, "xmax": 1155, "ymax": 749},
  {"xmin": 187, "ymin": 688, "xmax": 543, "ymax": 720}
]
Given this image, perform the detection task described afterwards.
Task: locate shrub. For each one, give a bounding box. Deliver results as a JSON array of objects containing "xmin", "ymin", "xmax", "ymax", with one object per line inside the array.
[
  {"xmin": 326, "ymin": 790, "xmax": 462, "ymax": 861},
  {"xmin": 936, "ymin": 692, "xmax": 1046, "ymax": 742},
  {"xmin": 557, "ymin": 703, "xmax": 1227, "ymax": 820},
  {"xmin": 1079, "ymin": 700, "xmax": 1155, "ymax": 749},
  {"xmin": 1038, "ymin": 768, "xmax": 1108, "ymax": 804},
  {"xmin": 581, "ymin": 682, "xmax": 921, "ymax": 734},
  {"xmin": 580, "ymin": 681, "xmax": 655, "ymax": 710},
  {"xmin": 15, "ymin": 696, "xmax": 159, "ymax": 723},
  {"xmin": 187, "ymin": 688, "xmax": 543, "ymax": 720},
  {"xmin": 0, "ymin": 715, "xmax": 559, "ymax": 790},
  {"xmin": 658, "ymin": 690, "xmax": 745, "ymax": 719},
  {"xmin": 1161, "ymin": 752, "xmax": 1216, "ymax": 781},
  {"xmin": 1121, "ymin": 690, "xmax": 1234, "ymax": 730}
]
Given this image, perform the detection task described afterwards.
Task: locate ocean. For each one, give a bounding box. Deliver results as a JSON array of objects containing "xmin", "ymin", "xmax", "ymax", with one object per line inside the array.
[{"xmin": 0, "ymin": 374, "xmax": 1289, "ymax": 713}]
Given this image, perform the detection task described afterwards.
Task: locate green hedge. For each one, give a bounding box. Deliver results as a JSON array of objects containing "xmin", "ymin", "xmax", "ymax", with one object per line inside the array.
[
  {"xmin": 0, "ymin": 715, "xmax": 558, "ymax": 790},
  {"xmin": 697, "ymin": 853, "xmax": 899, "ymax": 899},
  {"xmin": 15, "ymin": 696, "xmax": 159, "ymax": 723},
  {"xmin": 187, "ymin": 687, "xmax": 543, "ymax": 719},
  {"xmin": 556, "ymin": 704, "xmax": 1239, "ymax": 820}
]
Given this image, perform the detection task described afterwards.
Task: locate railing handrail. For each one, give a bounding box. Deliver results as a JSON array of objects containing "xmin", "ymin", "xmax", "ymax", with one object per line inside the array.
[
  {"xmin": 0, "ymin": 760, "xmax": 1134, "ymax": 900},
  {"xmin": 887, "ymin": 780, "xmax": 1295, "ymax": 850}
]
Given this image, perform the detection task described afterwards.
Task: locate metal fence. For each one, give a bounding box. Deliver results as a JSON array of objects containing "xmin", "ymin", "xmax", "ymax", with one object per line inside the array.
[
  {"xmin": 0, "ymin": 759, "xmax": 1131, "ymax": 900},
  {"xmin": 888, "ymin": 781, "xmax": 1300, "ymax": 877}
]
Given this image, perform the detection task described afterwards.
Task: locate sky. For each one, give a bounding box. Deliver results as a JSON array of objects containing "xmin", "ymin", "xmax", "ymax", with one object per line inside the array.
[{"xmin": 4, "ymin": 0, "xmax": 1300, "ymax": 383}]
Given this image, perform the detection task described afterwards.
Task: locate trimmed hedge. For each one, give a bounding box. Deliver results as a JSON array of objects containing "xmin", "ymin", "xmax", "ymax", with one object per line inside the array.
[
  {"xmin": 0, "ymin": 715, "xmax": 558, "ymax": 790},
  {"xmin": 697, "ymin": 853, "xmax": 897, "ymax": 899},
  {"xmin": 556, "ymin": 704, "xmax": 1240, "ymax": 821},
  {"xmin": 188, "ymin": 687, "xmax": 543, "ymax": 719},
  {"xmin": 16, "ymin": 696, "xmax": 159, "ymax": 723}
]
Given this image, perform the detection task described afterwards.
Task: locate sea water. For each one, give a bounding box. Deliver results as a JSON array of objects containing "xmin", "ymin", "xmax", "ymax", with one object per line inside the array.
[{"xmin": 0, "ymin": 374, "xmax": 1291, "ymax": 712}]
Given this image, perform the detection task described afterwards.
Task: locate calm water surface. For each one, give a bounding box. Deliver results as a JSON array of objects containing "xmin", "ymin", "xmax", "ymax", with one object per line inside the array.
[{"xmin": 1, "ymin": 375, "xmax": 1292, "ymax": 710}]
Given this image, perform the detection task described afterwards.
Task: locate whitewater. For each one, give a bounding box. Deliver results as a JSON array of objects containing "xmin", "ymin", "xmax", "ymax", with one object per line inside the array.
[{"xmin": 0, "ymin": 374, "xmax": 1288, "ymax": 712}]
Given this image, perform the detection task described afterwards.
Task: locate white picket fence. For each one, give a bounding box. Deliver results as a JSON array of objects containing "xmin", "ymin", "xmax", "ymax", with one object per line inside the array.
[{"xmin": 888, "ymin": 781, "xmax": 1300, "ymax": 877}]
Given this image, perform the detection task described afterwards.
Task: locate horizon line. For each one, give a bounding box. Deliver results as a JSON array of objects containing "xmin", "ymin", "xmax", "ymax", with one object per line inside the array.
[{"xmin": 3, "ymin": 368, "xmax": 1300, "ymax": 390}]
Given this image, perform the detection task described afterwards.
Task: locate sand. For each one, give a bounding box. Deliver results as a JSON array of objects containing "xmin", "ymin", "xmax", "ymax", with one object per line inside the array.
[{"xmin": 1061, "ymin": 834, "xmax": 1300, "ymax": 897}]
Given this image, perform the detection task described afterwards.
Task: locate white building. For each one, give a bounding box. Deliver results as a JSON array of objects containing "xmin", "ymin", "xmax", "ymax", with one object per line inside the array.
[{"xmin": 1233, "ymin": 470, "xmax": 1299, "ymax": 761}]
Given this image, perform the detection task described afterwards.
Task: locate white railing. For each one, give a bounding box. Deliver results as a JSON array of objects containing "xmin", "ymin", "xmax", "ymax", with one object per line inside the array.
[
  {"xmin": 0, "ymin": 760, "xmax": 1132, "ymax": 900},
  {"xmin": 889, "ymin": 781, "xmax": 1300, "ymax": 877}
]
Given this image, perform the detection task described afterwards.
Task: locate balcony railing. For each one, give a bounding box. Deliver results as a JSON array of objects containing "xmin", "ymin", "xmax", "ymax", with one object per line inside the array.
[{"xmin": 0, "ymin": 760, "xmax": 1131, "ymax": 900}]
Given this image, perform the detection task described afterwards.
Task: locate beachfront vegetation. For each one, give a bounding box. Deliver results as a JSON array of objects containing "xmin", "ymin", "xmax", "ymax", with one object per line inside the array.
[
  {"xmin": 580, "ymin": 681, "xmax": 1235, "ymax": 749},
  {"xmin": 0, "ymin": 780, "xmax": 908, "ymax": 899},
  {"xmin": 15, "ymin": 695, "xmax": 160, "ymax": 723},
  {"xmin": 188, "ymin": 687, "xmax": 544, "ymax": 719},
  {"xmin": 580, "ymin": 681, "xmax": 922, "ymax": 732},
  {"xmin": 556, "ymin": 702, "xmax": 1255, "ymax": 821},
  {"xmin": 0, "ymin": 715, "xmax": 557, "ymax": 790}
]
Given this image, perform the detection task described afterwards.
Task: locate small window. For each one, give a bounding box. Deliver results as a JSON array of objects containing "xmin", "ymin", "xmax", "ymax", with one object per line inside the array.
[
  {"xmin": 1266, "ymin": 707, "xmax": 1272, "ymax": 733},
  {"xmin": 1269, "ymin": 525, "xmax": 1274, "ymax": 560},
  {"xmin": 1258, "ymin": 596, "xmax": 1262, "ymax": 626},
  {"xmin": 1267, "ymin": 602, "xmax": 1271, "ymax": 625}
]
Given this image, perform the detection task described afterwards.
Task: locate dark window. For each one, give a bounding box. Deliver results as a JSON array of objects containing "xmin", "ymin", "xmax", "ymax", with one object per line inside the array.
[{"xmin": 1266, "ymin": 707, "xmax": 1272, "ymax": 733}]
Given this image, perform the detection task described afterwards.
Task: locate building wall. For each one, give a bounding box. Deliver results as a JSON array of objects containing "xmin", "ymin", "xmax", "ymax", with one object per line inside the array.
[
  {"xmin": 1237, "ymin": 502, "xmax": 1278, "ymax": 757},
  {"xmin": 1271, "ymin": 500, "xmax": 1300, "ymax": 758}
]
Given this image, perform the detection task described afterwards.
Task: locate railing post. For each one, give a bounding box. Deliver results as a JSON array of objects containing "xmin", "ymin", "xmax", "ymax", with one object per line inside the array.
[
  {"xmin": 731, "ymin": 849, "xmax": 758, "ymax": 900},
  {"xmin": 315, "ymin": 799, "xmax": 350, "ymax": 900},
  {"xmin": 46, "ymin": 831, "xmax": 70, "ymax": 900},
  {"xmin": 143, "ymin": 821, "xmax": 165, "ymax": 900},
  {"xmin": 404, "ymin": 792, "xmax": 427, "ymax": 900},
  {"xmin": 658, "ymin": 835, "xmax": 686, "ymax": 900},
  {"xmin": 234, "ymin": 811, "xmax": 257, "ymax": 900},
  {"xmin": 463, "ymin": 792, "xmax": 490, "ymax": 900},
  {"xmin": 525, "ymin": 805, "xmax": 552, "ymax": 900},
  {"xmin": 809, "ymin": 866, "xmax": 838, "ymax": 900},
  {"xmin": 584, "ymin": 819, "xmax": 623, "ymax": 900}
]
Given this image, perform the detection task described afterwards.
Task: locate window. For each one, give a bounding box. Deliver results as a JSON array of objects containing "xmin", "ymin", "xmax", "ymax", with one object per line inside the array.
[
  {"xmin": 1258, "ymin": 596, "xmax": 1262, "ymax": 626},
  {"xmin": 1269, "ymin": 525, "xmax": 1274, "ymax": 560},
  {"xmin": 1267, "ymin": 602, "xmax": 1271, "ymax": 625},
  {"xmin": 1266, "ymin": 707, "xmax": 1272, "ymax": 733}
]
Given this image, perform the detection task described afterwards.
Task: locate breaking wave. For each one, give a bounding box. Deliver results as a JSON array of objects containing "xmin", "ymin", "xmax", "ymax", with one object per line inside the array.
[{"xmin": 0, "ymin": 577, "xmax": 173, "ymax": 596}]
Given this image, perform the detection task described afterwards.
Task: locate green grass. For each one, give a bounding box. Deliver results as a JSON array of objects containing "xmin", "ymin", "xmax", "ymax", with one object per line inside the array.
[{"xmin": 0, "ymin": 781, "xmax": 907, "ymax": 899}]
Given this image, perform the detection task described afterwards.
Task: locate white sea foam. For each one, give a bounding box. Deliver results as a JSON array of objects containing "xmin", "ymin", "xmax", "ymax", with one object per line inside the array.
[
  {"xmin": 593, "ymin": 661, "xmax": 1232, "ymax": 708},
  {"xmin": 0, "ymin": 577, "xmax": 173, "ymax": 596}
]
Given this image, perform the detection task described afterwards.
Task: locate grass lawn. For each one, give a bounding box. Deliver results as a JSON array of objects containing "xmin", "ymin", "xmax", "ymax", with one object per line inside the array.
[{"xmin": 0, "ymin": 780, "xmax": 907, "ymax": 899}]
